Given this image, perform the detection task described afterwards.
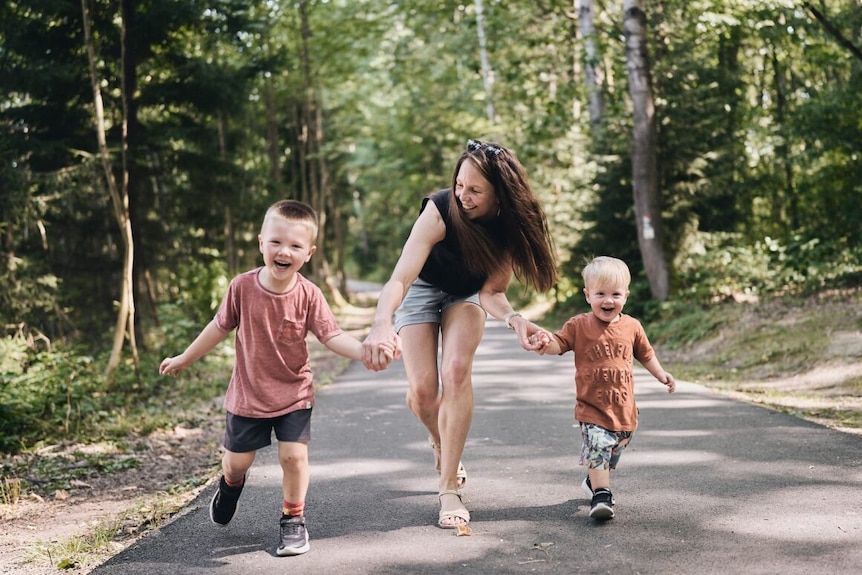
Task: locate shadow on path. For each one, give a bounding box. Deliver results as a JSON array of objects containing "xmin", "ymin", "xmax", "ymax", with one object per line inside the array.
[{"xmin": 92, "ymin": 321, "xmax": 862, "ymax": 575}]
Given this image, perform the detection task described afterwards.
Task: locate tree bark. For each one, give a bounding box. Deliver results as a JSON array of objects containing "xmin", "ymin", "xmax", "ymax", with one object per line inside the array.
[
  {"xmin": 623, "ymin": 0, "xmax": 669, "ymax": 301},
  {"xmin": 475, "ymin": 0, "xmax": 496, "ymax": 122},
  {"xmin": 81, "ymin": 0, "xmax": 139, "ymax": 378},
  {"xmin": 578, "ymin": 0, "xmax": 605, "ymax": 130},
  {"xmin": 801, "ymin": 1, "xmax": 862, "ymax": 63}
]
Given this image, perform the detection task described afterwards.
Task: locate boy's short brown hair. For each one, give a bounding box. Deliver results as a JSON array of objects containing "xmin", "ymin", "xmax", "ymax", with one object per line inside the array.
[{"xmin": 264, "ymin": 200, "xmax": 319, "ymax": 239}]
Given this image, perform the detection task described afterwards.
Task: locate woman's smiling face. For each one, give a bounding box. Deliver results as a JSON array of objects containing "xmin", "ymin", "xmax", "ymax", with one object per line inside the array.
[{"xmin": 454, "ymin": 158, "xmax": 497, "ymax": 222}]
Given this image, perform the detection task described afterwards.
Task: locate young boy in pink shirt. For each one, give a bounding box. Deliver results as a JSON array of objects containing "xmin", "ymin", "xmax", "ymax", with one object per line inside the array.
[
  {"xmin": 531, "ymin": 256, "xmax": 675, "ymax": 520},
  {"xmin": 160, "ymin": 200, "xmax": 396, "ymax": 555}
]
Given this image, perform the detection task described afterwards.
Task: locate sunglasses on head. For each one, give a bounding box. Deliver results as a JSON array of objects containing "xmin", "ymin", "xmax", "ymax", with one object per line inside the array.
[{"xmin": 467, "ymin": 139, "xmax": 502, "ymax": 157}]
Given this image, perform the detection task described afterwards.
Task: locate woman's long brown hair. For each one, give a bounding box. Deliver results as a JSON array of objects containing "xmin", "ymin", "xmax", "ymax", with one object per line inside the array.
[{"xmin": 447, "ymin": 140, "xmax": 558, "ymax": 292}]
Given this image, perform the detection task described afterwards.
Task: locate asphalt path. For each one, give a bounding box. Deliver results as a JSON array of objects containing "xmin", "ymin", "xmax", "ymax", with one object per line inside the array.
[{"xmin": 93, "ymin": 320, "xmax": 862, "ymax": 574}]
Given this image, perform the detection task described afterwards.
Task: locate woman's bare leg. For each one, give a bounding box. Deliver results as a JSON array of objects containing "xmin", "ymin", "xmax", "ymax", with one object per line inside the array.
[{"xmin": 436, "ymin": 303, "xmax": 484, "ymax": 496}]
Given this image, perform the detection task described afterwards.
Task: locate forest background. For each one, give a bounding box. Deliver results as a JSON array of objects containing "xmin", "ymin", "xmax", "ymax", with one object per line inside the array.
[{"xmin": 1, "ymin": 0, "xmax": 861, "ymax": 565}]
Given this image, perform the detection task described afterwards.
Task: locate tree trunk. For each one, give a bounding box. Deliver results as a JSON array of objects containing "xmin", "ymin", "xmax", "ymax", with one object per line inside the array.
[
  {"xmin": 81, "ymin": 0, "xmax": 139, "ymax": 378},
  {"xmin": 475, "ymin": 0, "xmax": 495, "ymax": 122},
  {"xmin": 769, "ymin": 43, "xmax": 796, "ymax": 235},
  {"xmin": 802, "ymin": 1, "xmax": 862, "ymax": 62},
  {"xmin": 217, "ymin": 112, "xmax": 238, "ymax": 276},
  {"xmin": 298, "ymin": 1, "xmax": 322, "ymax": 282},
  {"xmin": 264, "ymin": 79, "xmax": 283, "ymax": 189},
  {"xmin": 623, "ymin": 0, "xmax": 669, "ymax": 301},
  {"xmin": 578, "ymin": 0, "xmax": 605, "ymax": 130}
]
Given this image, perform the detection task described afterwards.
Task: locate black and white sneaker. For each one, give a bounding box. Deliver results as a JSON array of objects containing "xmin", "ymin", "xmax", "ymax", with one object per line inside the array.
[
  {"xmin": 209, "ymin": 474, "xmax": 246, "ymax": 526},
  {"xmin": 277, "ymin": 515, "xmax": 310, "ymax": 556},
  {"xmin": 581, "ymin": 476, "xmax": 593, "ymax": 499},
  {"xmin": 582, "ymin": 477, "xmax": 615, "ymax": 504},
  {"xmin": 589, "ymin": 488, "xmax": 615, "ymax": 520}
]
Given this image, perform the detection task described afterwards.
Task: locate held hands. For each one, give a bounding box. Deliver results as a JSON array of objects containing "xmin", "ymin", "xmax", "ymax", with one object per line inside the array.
[
  {"xmin": 375, "ymin": 335, "xmax": 402, "ymax": 369},
  {"xmin": 362, "ymin": 324, "xmax": 402, "ymax": 372},
  {"xmin": 511, "ymin": 316, "xmax": 552, "ymax": 353},
  {"xmin": 527, "ymin": 330, "xmax": 553, "ymax": 355}
]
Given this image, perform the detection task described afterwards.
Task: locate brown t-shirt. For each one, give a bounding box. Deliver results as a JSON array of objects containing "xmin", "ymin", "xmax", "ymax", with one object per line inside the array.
[
  {"xmin": 551, "ymin": 313, "xmax": 656, "ymax": 432},
  {"xmin": 214, "ymin": 268, "xmax": 343, "ymax": 418}
]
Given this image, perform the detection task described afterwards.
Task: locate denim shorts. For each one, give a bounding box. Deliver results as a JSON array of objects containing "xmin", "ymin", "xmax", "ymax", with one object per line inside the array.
[
  {"xmin": 223, "ymin": 409, "xmax": 312, "ymax": 453},
  {"xmin": 394, "ymin": 278, "xmax": 483, "ymax": 332},
  {"xmin": 578, "ymin": 422, "xmax": 634, "ymax": 470}
]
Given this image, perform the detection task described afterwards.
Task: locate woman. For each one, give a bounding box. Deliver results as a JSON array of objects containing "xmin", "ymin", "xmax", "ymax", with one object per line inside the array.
[{"xmin": 361, "ymin": 139, "xmax": 558, "ymax": 528}]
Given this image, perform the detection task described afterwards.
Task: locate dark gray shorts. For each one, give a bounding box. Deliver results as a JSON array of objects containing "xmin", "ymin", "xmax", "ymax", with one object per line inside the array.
[
  {"xmin": 223, "ymin": 409, "xmax": 312, "ymax": 453},
  {"xmin": 394, "ymin": 278, "xmax": 483, "ymax": 332}
]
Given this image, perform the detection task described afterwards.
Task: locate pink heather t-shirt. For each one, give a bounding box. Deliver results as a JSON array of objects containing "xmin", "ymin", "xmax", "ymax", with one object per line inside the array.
[
  {"xmin": 552, "ymin": 313, "xmax": 656, "ymax": 432},
  {"xmin": 214, "ymin": 268, "xmax": 343, "ymax": 418}
]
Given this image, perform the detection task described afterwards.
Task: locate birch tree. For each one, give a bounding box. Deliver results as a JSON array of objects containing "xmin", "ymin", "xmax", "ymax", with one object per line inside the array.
[
  {"xmin": 81, "ymin": 0, "xmax": 140, "ymax": 379},
  {"xmin": 623, "ymin": 0, "xmax": 669, "ymax": 300},
  {"xmin": 475, "ymin": 0, "xmax": 496, "ymax": 122},
  {"xmin": 578, "ymin": 0, "xmax": 605, "ymax": 129}
]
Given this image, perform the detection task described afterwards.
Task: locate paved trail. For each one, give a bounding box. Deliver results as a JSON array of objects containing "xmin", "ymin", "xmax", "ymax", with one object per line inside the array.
[{"xmin": 92, "ymin": 321, "xmax": 861, "ymax": 574}]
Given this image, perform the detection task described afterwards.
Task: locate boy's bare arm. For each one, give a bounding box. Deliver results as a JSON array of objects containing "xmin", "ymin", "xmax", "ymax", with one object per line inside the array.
[
  {"xmin": 159, "ymin": 320, "xmax": 230, "ymax": 376},
  {"xmin": 641, "ymin": 356, "xmax": 676, "ymax": 393},
  {"xmin": 325, "ymin": 332, "xmax": 398, "ymax": 369}
]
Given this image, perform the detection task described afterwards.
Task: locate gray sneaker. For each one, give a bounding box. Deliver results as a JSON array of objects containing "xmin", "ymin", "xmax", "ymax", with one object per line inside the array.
[{"xmin": 277, "ymin": 515, "xmax": 310, "ymax": 556}]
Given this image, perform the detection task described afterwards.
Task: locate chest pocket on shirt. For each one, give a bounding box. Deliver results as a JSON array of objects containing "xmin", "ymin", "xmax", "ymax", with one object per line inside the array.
[{"xmin": 278, "ymin": 319, "xmax": 306, "ymax": 343}]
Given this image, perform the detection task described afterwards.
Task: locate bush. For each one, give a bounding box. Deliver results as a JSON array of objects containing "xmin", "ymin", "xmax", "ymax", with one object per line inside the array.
[
  {"xmin": 674, "ymin": 232, "xmax": 862, "ymax": 302},
  {"xmin": 0, "ymin": 332, "xmax": 100, "ymax": 453}
]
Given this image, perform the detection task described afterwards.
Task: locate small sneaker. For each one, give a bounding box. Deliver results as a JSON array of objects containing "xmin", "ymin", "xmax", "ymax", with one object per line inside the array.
[
  {"xmin": 582, "ymin": 477, "xmax": 615, "ymax": 504},
  {"xmin": 581, "ymin": 476, "xmax": 593, "ymax": 499},
  {"xmin": 277, "ymin": 515, "xmax": 310, "ymax": 556},
  {"xmin": 209, "ymin": 474, "xmax": 246, "ymax": 526},
  {"xmin": 589, "ymin": 488, "xmax": 615, "ymax": 520}
]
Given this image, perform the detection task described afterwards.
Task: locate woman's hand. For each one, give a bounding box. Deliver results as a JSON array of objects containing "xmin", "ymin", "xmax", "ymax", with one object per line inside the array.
[
  {"xmin": 509, "ymin": 316, "xmax": 544, "ymax": 350},
  {"xmin": 362, "ymin": 322, "xmax": 400, "ymax": 371}
]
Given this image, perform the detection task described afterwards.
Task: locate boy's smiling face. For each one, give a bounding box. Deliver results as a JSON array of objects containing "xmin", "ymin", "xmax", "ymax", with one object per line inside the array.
[
  {"xmin": 258, "ymin": 215, "xmax": 316, "ymax": 291},
  {"xmin": 583, "ymin": 282, "xmax": 629, "ymax": 323}
]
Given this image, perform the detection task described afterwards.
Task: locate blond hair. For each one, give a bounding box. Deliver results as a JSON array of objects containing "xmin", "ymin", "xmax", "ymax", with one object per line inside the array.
[{"xmin": 582, "ymin": 256, "xmax": 631, "ymax": 289}]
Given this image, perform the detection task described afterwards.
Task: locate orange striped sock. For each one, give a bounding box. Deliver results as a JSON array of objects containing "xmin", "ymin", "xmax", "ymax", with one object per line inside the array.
[
  {"xmin": 224, "ymin": 475, "xmax": 244, "ymax": 489},
  {"xmin": 283, "ymin": 500, "xmax": 304, "ymax": 516}
]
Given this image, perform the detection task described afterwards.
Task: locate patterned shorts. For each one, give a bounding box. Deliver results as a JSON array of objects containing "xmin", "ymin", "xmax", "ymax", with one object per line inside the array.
[{"xmin": 578, "ymin": 422, "xmax": 634, "ymax": 470}]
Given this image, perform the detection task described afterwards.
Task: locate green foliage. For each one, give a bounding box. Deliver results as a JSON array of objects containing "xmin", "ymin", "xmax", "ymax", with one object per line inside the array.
[
  {"xmin": 675, "ymin": 231, "xmax": 862, "ymax": 303},
  {"xmin": 159, "ymin": 250, "xmax": 229, "ymax": 327},
  {"xmin": 645, "ymin": 301, "xmax": 728, "ymax": 350},
  {"xmin": 651, "ymin": 289, "xmax": 862, "ymax": 385},
  {"xmin": 0, "ymin": 328, "xmax": 231, "ymax": 455},
  {"xmin": 3, "ymin": 0, "xmax": 862, "ymax": 458},
  {"xmin": 0, "ymin": 336, "xmax": 101, "ymax": 453}
]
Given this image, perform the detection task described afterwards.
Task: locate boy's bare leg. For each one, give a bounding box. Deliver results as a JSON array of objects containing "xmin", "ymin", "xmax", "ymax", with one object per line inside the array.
[
  {"xmin": 278, "ymin": 441, "xmax": 310, "ymax": 505},
  {"xmin": 222, "ymin": 450, "xmax": 255, "ymax": 484},
  {"xmin": 588, "ymin": 468, "xmax": 611, "ymax": 491}
]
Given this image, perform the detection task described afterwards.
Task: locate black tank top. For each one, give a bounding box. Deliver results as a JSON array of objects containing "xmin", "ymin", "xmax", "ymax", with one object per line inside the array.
[{"xmin": 417, "ymin": 189, "xmax": 487, "ymax": 296}]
